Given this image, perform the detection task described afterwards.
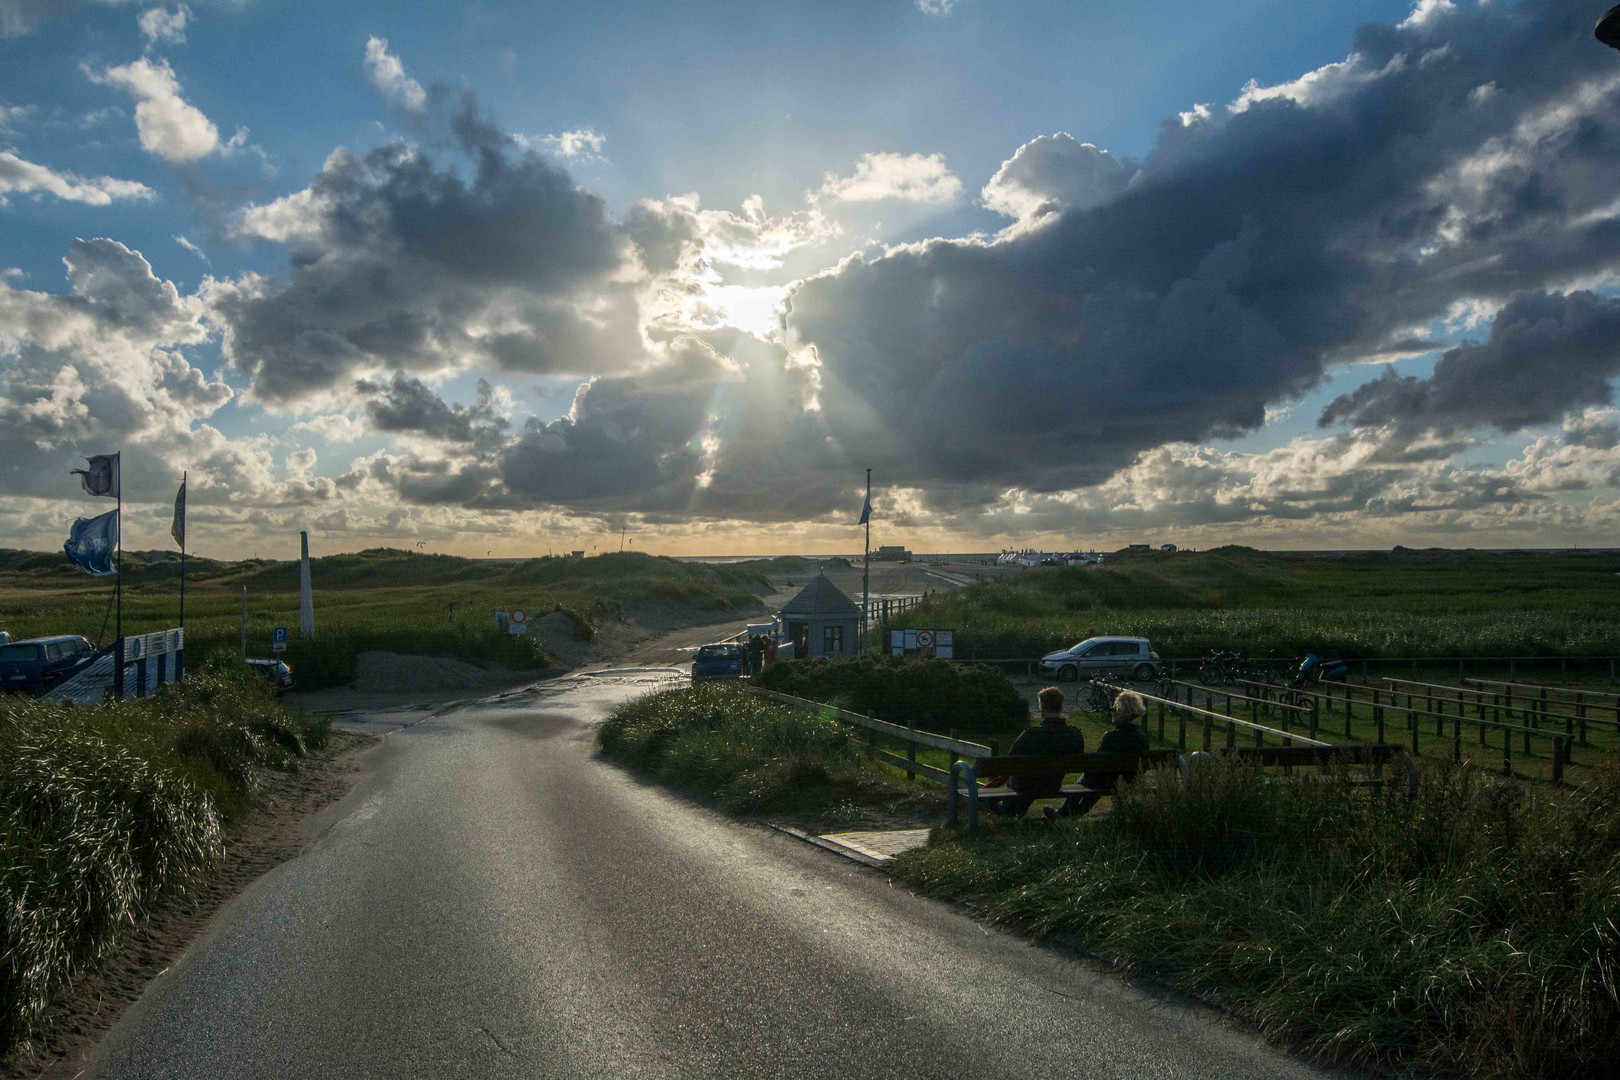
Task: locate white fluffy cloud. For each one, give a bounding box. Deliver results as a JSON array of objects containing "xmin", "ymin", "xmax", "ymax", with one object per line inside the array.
[
  {"xmin": 815, "ymin": 151, "xmax": 962, "ymax": 204},
  {"xmin": 91, "ymin": 56, "xmax": 221, "ymax": 163},
  {"xmin": 138, "ymin": 4, "xmax": 189, "ymax": 47},
  {"xmin": 363, "ymin": 36, "xmax": 426, "ymax": 113},
  {"xmin": 979, "ymin": 133, "xmax": 1131, "ymax": 224},
  {"xmin": 539, "ymin": 128, "xmax": 605, "ymax": 161},
  {"xmin": 0, "ymin": 150, "xmax": 155, "ymax": 205}
]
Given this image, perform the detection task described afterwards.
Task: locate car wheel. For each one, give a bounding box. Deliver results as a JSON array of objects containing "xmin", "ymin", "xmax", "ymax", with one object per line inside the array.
[
  {"xmin": 1133, "ymin": 663, "xmax": 1155, "ymax": 681},
  {"xmin": 1058, "ymin": 664, "xmax": 1078, "ymax": 683}
]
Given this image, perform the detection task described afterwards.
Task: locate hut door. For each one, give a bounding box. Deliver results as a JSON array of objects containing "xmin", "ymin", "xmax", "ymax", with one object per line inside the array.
[{"xmin": 785, "ymin": 620, "xmax": 808, "ymax": 658}]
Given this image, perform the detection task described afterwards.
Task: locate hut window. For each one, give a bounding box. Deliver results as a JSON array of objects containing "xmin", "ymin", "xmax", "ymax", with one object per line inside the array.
[{"xmin": 823, "ymin": 625, "xmax": 844, "ymax": 654}]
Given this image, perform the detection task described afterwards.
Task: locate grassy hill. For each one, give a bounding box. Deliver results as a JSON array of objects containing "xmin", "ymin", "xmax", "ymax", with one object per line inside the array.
[
  {"xmin": 888, "ymin": 547, "xmax": 1620, "ymax": 659},
  {"xmin": 0, "ymin": 548, "xmax": 771, "ymax": 689}
]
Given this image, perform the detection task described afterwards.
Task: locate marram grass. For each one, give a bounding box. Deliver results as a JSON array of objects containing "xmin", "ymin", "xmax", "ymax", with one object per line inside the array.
[{"xmin": 0, "ymin": 659, "xmax": 330, "ymax": 1051}]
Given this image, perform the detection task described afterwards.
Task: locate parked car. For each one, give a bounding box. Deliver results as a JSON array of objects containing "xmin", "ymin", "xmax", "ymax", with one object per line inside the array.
[
  {"xmin": 0, "ymin": 635, "xmax": 96, "ymax": 692},
  {"xmin": 1038, "ymin": 636, "xmax": 1160, "ymax": 683},
  {"xmin": 246, "ymin": 658, "xmax": 294, "ymax": 693},
  {"xmin": 691, "ymin": 642, "xmax": 747, "ymax": 681}
]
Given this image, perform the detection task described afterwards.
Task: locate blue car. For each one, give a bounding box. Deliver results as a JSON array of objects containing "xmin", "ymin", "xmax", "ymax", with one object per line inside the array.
[
  {"xmin": 691, "ymin": 642, "xmax": 747, "ymax": 681},
  {"xmin": 0, "ymin": 635, "xmax": 95, "ymax": 692}
]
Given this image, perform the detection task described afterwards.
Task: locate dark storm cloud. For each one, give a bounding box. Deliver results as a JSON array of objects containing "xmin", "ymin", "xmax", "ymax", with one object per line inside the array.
[
  {"xmin": 360, "ymin": 372, "xmax": 510, "ymax": 449},
  {"xmin": 1319, "ymin": 290, "xmax": 1620, "ymax": 434},
  {"xmin": 214, "ymin": 125, "xmax": 645, "ymax": 404},
  {"xmin": 783, "ymin": 0, "xmax": 1620, "ymax": 498}
]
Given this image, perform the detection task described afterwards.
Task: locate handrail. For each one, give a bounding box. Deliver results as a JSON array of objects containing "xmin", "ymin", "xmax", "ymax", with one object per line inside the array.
[
  {"xmin": 1161, "ymin": 679, "xmax": 1314, "ymax": 717},
  {"xmin": 1093, "ymin": 679, "xmax": 1331, "ymax": 748},
  {"xmin": 744, "ymin": 685, "xmax": 993, "ymax": 758},
  {"xmin": 1463, "ymin": 677, "xmax": 1620, "ymax": 704}
]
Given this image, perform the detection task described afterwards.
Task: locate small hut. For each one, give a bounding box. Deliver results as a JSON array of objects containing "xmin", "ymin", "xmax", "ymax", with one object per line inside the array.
[{"xmin": 777, "ymin": 573, "xmax": 862, "ymax": 659}]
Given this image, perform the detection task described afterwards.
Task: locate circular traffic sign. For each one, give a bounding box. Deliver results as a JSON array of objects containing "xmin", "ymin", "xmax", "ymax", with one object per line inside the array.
[
  {"xmin": 511, "ymin": 609, "xmax": 527, "ymax": 624},
  {"xmin": 916, "ymin": 629, "xmax": 934, "ymax": 648}
]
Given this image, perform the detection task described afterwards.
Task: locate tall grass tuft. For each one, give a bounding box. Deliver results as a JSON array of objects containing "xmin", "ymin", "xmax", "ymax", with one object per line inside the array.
[
  {"xmin": 0, "ymin": 659, "xmax": 330, "ymax": 1051},
  {"xmin": 897, "ymin": 757, "xmax": 1620, "ymax": 1079}
]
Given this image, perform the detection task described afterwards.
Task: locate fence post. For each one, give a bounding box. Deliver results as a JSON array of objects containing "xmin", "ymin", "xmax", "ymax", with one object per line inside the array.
[
  {"xmin": 1410, "ymin": 707, "xmax": 1419, "ymax": 755},
  {"xmin": 1373, "ymin": 690, "xmax": 1385, "ymax": 744},
  {"xmin": 1309, "ymin": 699, "xmax": 1318, "ymax": 739},
  {"xmin": 1553, "ymin": 736, "xmax": 1566, "ymax": 784},
  {"xmin": 1503, "ymin": 722, "xmax": 1512, "ymax": 775},
  {"xmin": 1158, "ymin": 700, "xmax": 1166, "ymax": 741},
  {"xmin": 1178, "ymin": 710, "xmax": 1187, "ymax": 751},
  {"xmin": 906, "ymin": 719, "xmax": 917, "ymax": 780},
  {"xmin": 1203, "ymin": 715, "xmax": 1212, "ymax": 752},
  {"xmin": 1251, "ymin": 697, "xmax": 1262, "ymax": 746}
]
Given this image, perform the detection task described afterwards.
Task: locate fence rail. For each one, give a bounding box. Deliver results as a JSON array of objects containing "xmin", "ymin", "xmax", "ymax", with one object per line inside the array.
[
  {"xmin": 952, "ymin": 653, "xmax": 1620, "ymax": 683},
  {"xmin": 1093, "ymin": 679, "xmax": 1330, "ymax": 750}
]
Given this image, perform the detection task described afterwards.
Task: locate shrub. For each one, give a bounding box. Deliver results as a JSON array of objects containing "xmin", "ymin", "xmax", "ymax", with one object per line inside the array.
[
  {"xmin": 754, "ymin": 656, "xmax": 1027, "ymax": 736},
  {"xmin": 0, "ymin": 658, "xmax": 329, "ymax": 1052}
]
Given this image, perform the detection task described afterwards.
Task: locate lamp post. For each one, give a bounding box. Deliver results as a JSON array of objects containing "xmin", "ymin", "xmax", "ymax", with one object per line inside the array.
[{"xmin": 1599, "ymin": 6, "xmax": 1620, "ymax": 49}]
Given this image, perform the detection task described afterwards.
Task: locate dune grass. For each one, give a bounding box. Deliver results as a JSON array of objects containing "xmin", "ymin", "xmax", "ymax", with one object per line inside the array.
[
  {"xmin": 896, "ymin": 756, "xmax": 1620, "ymax": 1080},
  {"xmin": 890, "ymin": 547, "xmax": 1620, "ymax": 659},
  {"xmin": 597, "ymin": 681, "xmax": 941, "ymax": 828},
  {"xmin": 0, "ymin": 659, "xmax": 331, "ymax": 1050},
  {"xmin": 0, "ymin": 548, "xmax": 769, "ymax": 689}
]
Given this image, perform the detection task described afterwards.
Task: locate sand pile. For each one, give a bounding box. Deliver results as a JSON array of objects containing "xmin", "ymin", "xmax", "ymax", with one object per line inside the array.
[
  {"xmin": 352, "ymin": 651, "xmax": 494, "ymax": 693},
  {"xmin": 533, "ymin": 610, "xmax": 595, "ymax": 669}
]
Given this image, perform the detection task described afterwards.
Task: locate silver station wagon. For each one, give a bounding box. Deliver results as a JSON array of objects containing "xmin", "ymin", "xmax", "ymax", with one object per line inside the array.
[{"xmin": 1038, "ymin": 636, "xmax": 1160, "ymax": 683}]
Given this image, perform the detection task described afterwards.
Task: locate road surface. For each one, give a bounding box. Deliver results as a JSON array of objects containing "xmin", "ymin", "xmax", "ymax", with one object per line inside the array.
[{"xmin": 85, "ymin": 670, "xmax": 1330, "ymax": 1079}]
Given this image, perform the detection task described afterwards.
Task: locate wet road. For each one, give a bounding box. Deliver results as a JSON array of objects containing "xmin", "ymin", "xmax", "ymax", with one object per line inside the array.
[{"xmin": 85, "ymin": 670, "xmax": 1329, "ymax": 1079}]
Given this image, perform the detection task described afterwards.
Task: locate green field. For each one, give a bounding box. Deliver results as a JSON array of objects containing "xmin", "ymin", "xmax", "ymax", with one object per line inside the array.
[
  {"xmin": 0, "ymin": 549, "xmax": 772, "ymax": 689},
  {"xmin": 892, "ymin": 547, "xmax": 1620, "ymax": 660}
]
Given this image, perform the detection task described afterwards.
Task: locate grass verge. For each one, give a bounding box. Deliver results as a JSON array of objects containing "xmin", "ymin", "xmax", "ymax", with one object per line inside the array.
[
  {"xmin": 597, "ymin": 681, "xmax": 941, "ymax": 829},
  {"xmin": 0, "ymin": 659, "xmax": 331, "ymax": 1052},
  {"xmin": 894, "ymin": 757, "xmax": 1620, "ymax": 1080}
]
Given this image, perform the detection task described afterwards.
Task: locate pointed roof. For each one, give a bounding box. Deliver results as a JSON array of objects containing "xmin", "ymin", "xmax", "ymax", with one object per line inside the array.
[{"xmin": 778, "ymin": 572, "xmax": 862, "ymax": 618}]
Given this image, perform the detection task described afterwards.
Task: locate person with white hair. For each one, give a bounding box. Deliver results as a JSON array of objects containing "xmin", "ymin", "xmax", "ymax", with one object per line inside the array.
[{"xmin": 1065, "ymin": 688, "xmax": 1152, "ymax": 817}]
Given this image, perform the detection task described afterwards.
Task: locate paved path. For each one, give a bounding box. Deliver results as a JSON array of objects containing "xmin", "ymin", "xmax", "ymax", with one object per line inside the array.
[{"xmin": 84, "ymin": 670, "xmax": 1332, "ymax": 1079}]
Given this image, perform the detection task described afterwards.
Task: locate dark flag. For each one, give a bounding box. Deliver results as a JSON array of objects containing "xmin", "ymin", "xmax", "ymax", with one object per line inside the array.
[
  {"xmin": 171, "ymin": 475, "xmax": 186, "ymax": 549},
  {"xmin": 70, "ymin": 453, "xmax": 120, "ymax": 498},
  {"xmin": 858, "ymin": 492, "xmax": 871, "ymax": 525}
]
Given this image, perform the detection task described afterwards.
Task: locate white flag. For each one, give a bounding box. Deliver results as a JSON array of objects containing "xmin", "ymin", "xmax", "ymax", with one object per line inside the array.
[{"xmin": 70, "ymin": 453, "xmax": 120, "ymax": 498}]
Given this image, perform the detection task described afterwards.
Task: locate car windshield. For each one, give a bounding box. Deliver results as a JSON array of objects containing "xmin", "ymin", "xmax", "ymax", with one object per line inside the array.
[
  {"xmin": 696, "ymin": 645, "xmax": 742, "ymax": 660},
  {"xmin": 0, "ymin": 644, "xmax": 41, "ymax": 662},
  {"xmin": 1070, "ymin": 641, "xmax": 1093, "ymax": 654}
]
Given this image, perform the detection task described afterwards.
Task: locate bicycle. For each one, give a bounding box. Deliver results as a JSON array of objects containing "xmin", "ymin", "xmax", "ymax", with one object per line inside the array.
[
  {"xmin": 1084, "ymin": 680, "xmax": 1116, "ymax": 715},
  {"xmin": 1198, "ymin": 650, "xmax": 1242, "ymax": 685}
]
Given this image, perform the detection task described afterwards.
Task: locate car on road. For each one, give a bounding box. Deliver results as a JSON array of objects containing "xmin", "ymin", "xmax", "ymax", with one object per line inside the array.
[
  {"xmin": 691, "ymin": 642, "xmax": 747, "ymax": 681},
  {"xmin": 1038, "ymin": 636, "xmax": 1160, "ymax": 683},
  {"xmin": 0, "ymin": 634, "xmax": 96, "ymax": 692},
  {"xmin": 246, "ymin": 658, "xmax": 294, "ymax": 693}
]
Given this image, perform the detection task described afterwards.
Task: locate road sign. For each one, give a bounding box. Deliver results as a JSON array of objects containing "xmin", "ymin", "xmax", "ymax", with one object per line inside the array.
[
  {"xmin": 916, "ymin": 629, "xmax": 934, "ymax": 648},
  {"xmin": 890, "ymin": 630, "xmax": 905, "ymax": 656},
  {"xmin": 509, "ymin": 609, "xmax": 528, "ymax": 636},
  {"xmin": 511, "ymin": 609, "xmax": 527, "ymax": 624},
  {"xmin": 271, "ymin": 626, "xmax": 288, "ymax": 654},
  {"xmin": 935, "ymin": 629, "xmax": 954, "ymax": 660}
]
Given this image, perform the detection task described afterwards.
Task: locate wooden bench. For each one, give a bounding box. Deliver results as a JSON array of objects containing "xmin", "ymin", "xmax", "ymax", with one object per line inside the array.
[
  {"xmin": 947, "ymin": 751, "xmax": 1188, "ymax": 827},
  {"xmin": 1192, "ymin": 744, "xmax": 1418, "ymax": 799}
]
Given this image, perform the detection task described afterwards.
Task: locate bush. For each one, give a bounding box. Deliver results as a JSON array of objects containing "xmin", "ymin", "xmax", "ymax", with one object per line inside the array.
[
  {"xmin": 897, "ymin": 757, "xmax": 1620, "ymax": 1080},
  {"xmin": 0, "ymin": 659, "xmax": 330, "ymax": 1052},
  {"xmin": 754, "ymin": 656, "xmax": 1027, "ymax": 736},
  {"xmin": 598, "ymin": 682, "xmax": 938, "ymax": 822}
]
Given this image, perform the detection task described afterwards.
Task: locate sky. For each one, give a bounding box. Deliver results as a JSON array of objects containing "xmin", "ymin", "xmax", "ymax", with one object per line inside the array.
[{"xmin": 4, "ymin": 0, "xmax": 1620, "ymax": 559}]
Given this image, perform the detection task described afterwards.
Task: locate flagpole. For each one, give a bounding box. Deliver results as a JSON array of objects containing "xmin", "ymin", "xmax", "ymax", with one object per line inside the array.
[
  {"xmin": 115, "ymin": 451, "xmax": 122, "ymax": 643},
  {"xmin": 863, "ymin": 467, "xmax": 870, "ymax": 653},
  {"xmin": 178, "ymin": 470, "xmax": 186, "ymax": 633}
]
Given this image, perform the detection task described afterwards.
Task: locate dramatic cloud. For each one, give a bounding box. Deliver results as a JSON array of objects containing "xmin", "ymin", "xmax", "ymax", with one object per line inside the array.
[
  {"xmin": 979, "ymin": 133, "xmax": 1131, "ymax": 224},
  {"xmin": 90, "ymin": 56, "xmax": 221, "ymax": 163},
  {"xmin": 138, "ymin": 4, "xmax": 189, "ymax": 47},
  {"xmin": 364, "ymin": 36, "xmax": 427, "ymax": 113},
  {"xmin": 216, "ymin": 132, "xmax": 642, "ymax": 404},
  {"xmin": 0, "ymin": 150, "xmax": 155, "ymax": 205},
  {"xmin": 816, "ymin": 152, "xmax": 962, "ymax": 204},
  {"xmin": 781, "ymin": 0, "xmax": 1620, "ymax": 508}
]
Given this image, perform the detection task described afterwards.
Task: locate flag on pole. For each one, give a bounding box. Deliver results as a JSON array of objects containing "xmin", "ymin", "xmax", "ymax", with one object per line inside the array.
[
  {"xmin": 858, "ymin": 493, "xmax": 871, "ymax": 526},
  {"xmin": 171, "ymin": 475, "xmax": 187, "ymax": 549},
  {"xmin": 69, "ymin": 453, "xmax": 120, "ymax": 498},
  {"xmin": 64, "ymin": 508, "xmax": 119, "ymax": 576}
]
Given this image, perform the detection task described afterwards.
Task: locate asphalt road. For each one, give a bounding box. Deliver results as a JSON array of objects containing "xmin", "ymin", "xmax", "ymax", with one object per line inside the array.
[{"xmin": 85, "ymin": 670, "xmax": 1330, "ymax": 1080}]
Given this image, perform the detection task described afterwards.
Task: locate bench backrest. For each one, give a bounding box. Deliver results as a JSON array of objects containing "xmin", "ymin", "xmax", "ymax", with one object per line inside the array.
[
  {"xmin": 1214, "ymin": 745, "xmax": 1399, "ymax": 769},
  {"xmin": 976, "ymin": 749, "xmax": 1183, "ymax": 779}
]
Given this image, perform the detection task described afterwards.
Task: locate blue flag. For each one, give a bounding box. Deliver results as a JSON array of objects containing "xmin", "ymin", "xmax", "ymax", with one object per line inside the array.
[
  {"xmin": 64, "ymin": 508, "xmax": 119, "ymax": 577},
  {"xmin": 858, "ymin": 494, "xmax": 871, "ymax": 526}
]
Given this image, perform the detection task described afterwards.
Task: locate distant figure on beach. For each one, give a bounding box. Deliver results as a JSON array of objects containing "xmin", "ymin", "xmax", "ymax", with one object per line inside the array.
[
  {"xmin": 1067, "ymin": 689, "xmax": 1151, "ymax": 817},
  {"xmin": 993, "ymin": 686, "xmax": 1086, "ymax": 817},
  {"xmin": 747, "ymin": 634, "xmax": 765, "ymax": 675}
]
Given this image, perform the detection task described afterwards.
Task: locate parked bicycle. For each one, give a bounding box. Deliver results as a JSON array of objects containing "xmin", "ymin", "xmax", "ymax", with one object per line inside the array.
[
  {"xmin": 1198, "ymin": 650, "xmax": 1243, "ymax": 685},
  {"xmin": 1083, "ymin": 680, "xmax": 1116, "ymax": 715}
]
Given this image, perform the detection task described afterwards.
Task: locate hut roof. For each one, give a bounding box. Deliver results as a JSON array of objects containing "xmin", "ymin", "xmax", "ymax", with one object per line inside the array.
[{"xmin": 778, "ymin": 573, "xmax": 862, "ymax": 618}]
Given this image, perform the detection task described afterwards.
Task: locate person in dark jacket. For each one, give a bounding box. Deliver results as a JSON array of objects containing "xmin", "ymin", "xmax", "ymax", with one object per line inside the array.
[
  {"xmin": 992, "ymin": 686, "xmax": 1086, "ymax": 817},
  {"xmin": 1065, "ymin": 689, "xmax": 1151, "ymax": 816}
]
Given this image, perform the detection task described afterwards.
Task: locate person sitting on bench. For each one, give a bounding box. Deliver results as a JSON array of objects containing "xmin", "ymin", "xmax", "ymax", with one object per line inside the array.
[
  {"xmin": 992, "ymin": 686, "xmax": 1086, "ymax": 817},
  {"xmin": 1065, "ymin": 689, "xmax": 1150, "ymax": 817}
]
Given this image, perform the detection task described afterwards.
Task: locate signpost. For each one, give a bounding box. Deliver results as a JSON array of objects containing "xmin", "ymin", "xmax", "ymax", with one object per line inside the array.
[
  {"xmin": 510, "ymin": 609, "xmax": 529, "ymax": 636},
  {"xmin": 916, "ymin": 629, "xmax": 934, "ymax": 649},
  {"xmin": 271, "ymin": 626, "xmax": 288, "ymax": 654}
]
